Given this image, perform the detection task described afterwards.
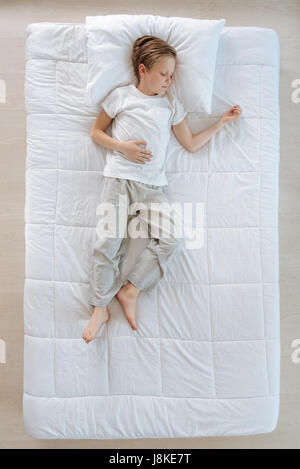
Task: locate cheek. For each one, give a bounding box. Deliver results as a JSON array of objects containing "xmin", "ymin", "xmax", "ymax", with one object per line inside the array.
[{"xmin": 151, "ymin": 74, "xmax": 160, "ymax": 83}]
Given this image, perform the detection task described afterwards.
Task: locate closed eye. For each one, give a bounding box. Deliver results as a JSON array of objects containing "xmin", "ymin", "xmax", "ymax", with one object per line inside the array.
[{"xmin": 162, "ymin": 73, "xmax": 173, "ymax": 78}]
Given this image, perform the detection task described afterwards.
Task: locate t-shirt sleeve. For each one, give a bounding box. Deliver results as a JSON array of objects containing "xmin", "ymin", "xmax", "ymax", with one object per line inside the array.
[
  {"xmin": 101, "ymin": 87, "xmax": 123, "ymax": 119},
  {"xmin": 171, "ymin": 95, "xmax": 187, "ymax": 126}
]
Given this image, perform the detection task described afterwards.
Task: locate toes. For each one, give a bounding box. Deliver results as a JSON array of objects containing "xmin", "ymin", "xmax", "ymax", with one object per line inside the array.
[
  {"xmin": 82, "ymin": 329, "xmax": 93, "ymax": 343},
  {"xmin": 82, "ymin": 318, "xmax": 109, "ymax": 344},
  {"xmin": 82, "ymin": 334, "xmax": 89, "ymax": 344},
  {"xmin": 86, "ymin": 332, "xmax": 94, "ymax": 343},
  {"xmin": 128, "ymin": 317, "xmax": 137, "ymax": 330}
]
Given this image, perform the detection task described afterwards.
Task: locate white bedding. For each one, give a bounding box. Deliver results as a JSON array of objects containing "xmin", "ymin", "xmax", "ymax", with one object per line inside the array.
[{"xmin": 23, "ymin": 21, "xmax": 281, "ymax": 439}]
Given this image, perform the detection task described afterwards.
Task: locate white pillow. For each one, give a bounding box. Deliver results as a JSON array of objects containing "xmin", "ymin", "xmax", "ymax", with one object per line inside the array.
[{"xmin": 85, "ymin": 14, "xmax": 225, "ymax": 113}]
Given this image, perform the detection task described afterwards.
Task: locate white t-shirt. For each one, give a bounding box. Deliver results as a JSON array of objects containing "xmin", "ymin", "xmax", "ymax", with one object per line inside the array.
[{"xmin": 101, "ymin": 84, "xmax": 187, "ymax": 186}]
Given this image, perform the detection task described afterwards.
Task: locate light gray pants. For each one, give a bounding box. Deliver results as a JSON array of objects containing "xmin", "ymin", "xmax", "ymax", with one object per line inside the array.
[{"xmin": 88, "ymin": 176, "xmax": 184, "ymax": 307}]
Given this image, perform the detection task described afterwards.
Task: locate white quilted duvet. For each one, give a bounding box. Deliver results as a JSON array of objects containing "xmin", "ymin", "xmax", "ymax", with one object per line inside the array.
[{"xmin": 23, "ymin": 22, "xmax": 281, "ymax": 439}]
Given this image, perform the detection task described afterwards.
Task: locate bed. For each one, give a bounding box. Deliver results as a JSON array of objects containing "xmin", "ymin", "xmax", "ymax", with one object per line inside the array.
[{"xmin": 23, "ymin": 21, "xmax": 281, "ymax": 439}]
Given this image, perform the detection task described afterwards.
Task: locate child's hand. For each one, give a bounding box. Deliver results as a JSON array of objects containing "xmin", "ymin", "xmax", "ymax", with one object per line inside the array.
[
  {"xmin": 221, "ymin": 105, "xmax": 243, "ymax": 124},
  {"xmin": 118, "ymin": 140, "xmax": 153, "ymax": 164}
]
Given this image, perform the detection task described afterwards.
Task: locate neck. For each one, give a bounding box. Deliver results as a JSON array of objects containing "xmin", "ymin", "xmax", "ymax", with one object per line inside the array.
[{"xmin": 136, "ymin": 83, "xmax": 158, "ymax": 96}]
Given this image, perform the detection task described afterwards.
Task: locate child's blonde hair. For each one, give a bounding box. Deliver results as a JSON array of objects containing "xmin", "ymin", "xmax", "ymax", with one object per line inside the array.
[{"xmin": 132, "ymin": 35, "xmax": 177, "ymax": 85}]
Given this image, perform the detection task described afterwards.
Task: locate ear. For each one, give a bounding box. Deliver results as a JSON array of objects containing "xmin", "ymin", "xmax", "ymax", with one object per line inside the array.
[{"xmin": 139, "ymin": 63, "xmax": 147, "ymax": 76}]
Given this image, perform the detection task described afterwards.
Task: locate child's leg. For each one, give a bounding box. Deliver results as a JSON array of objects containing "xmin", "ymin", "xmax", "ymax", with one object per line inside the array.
[
  {"xmin": 88, "ymin": 234, "xmax": 129, "ymax": 307},
  {"xmin": 116, "ymin": 184, "xmax": 184, "ymax": 331},
  {"xmin": 88, "ymin": 177, "xmax": 129, "ymax": 307},
  {"xmin": 126, "ymin": 187, "xmax": 184, "ymax": 292}
]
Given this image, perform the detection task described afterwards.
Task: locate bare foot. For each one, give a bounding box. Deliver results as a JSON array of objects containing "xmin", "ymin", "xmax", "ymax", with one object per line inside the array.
[
  {"xmin": 116, "ymin": 282, "xmax": 140, "ymax": 330},
  {"xmin": 82, "ymin": 305, "xmax": 110, "ymax": 344}
]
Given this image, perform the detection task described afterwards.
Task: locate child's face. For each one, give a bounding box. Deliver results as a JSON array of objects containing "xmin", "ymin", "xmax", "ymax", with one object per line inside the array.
[{"xmin": 139, "ymin": 56, "xmax": 176, "ymax": 95}]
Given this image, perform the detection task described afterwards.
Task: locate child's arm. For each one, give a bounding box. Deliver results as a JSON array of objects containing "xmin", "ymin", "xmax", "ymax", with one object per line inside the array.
[
  {"xmin": 90, "ymin": 109, "xmax": 123, "ymax": 153},
  {"xmin": 172, "ymin": 104, "xmax": 243, "ymax": 153},
  {"xmin": 90, "ymin": 109, "xmax": 153, "ymax": 164}
]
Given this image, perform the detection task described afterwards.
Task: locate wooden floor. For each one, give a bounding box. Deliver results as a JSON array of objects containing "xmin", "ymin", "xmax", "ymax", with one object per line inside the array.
[{"xmin": 0, "ymin": 0, "xmax": 299, "ymax": 449}]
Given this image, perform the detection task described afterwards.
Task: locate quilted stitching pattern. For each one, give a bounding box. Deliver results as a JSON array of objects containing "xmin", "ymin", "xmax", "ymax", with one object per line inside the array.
[{"xmin": 23, "ymin": 23, "xmax": 281, "ymax": 439}]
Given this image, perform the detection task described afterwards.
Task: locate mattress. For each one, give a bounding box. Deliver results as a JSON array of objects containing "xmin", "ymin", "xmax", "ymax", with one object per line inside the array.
[{"xmin": 23, "ymin": 22, "xmax": 281, "ymax": 439}]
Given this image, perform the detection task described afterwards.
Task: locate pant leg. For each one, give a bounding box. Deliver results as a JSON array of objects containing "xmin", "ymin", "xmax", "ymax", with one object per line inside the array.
[
  {"xmin": 126, "ymin": 184, "xmax": 184, "ymax": 292},
  {"xmin": 116, "ymin": 217, "xmax": 132, "ymax": 282},
  {"xmin": 88, "ymin": 177, "xmax": 129, "ymax": 306}
]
